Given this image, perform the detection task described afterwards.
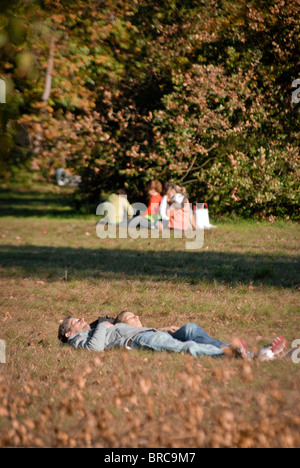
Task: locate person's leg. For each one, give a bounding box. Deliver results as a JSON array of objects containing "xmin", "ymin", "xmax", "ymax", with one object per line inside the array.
[
  {"xmin": 131, "ymin": 330, "xmax": 224, "ymax": 357},
  {"xmin": 172, "ymin": 323, "xmax": 230, "ymax": 349},
  {"xmin": 129, "ymin": 215, "xmax": 152, "ymax": 229}
]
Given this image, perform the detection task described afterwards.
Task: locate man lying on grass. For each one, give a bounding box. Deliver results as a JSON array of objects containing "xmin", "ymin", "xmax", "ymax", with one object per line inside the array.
[{"xmin": 58, "ymin": 312, "xmax": 288, "ymax": 362}]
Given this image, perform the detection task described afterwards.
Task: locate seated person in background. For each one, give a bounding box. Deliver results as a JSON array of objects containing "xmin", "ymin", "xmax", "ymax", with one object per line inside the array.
[
  {"xmin": 160, "ymin": 183, "xmax": 195, "ymax": 231},
  {"xmin": 106, "ymin": 189, "xmax": 134, "ymax": 225},
  {"xmin": 133, "ymin": 179, "xmax": 163, "ymax": 229}
]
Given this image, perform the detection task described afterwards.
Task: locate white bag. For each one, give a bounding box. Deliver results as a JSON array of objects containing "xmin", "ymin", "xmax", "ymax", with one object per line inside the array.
[{"xmin": 194, "ymin": 203, "xmax": 216, "ymax": 229}]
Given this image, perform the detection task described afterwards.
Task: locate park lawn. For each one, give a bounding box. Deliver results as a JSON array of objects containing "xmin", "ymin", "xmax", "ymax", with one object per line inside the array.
[{"xmin": 0, "ymin": 185, "xmax": 299, "ymax": 448}]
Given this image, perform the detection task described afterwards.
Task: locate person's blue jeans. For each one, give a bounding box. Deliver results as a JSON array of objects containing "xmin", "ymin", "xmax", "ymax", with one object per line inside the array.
[
  {"xmin": 172, "ymin": 323, "xmax": 230, "ymax": 349},
  {"xmin": 131, "ymin": 329, "xmax": 224, "ymax": 357}
]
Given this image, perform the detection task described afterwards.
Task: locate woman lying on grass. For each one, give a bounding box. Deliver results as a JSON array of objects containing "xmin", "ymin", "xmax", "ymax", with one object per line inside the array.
[{"xmin": 58, "ymin": 312, "xmax": 288, "ymax": 362}]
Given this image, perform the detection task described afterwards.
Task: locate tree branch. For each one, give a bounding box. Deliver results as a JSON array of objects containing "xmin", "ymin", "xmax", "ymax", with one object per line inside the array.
[{"xmin": 178, "ymin": 143, "xmax": 217, "ymax": 181}]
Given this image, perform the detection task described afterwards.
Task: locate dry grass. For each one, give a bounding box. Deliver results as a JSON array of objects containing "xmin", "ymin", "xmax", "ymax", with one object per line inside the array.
[{"xmin": 0, "ymin": 185, "xmax": 299, "ymax": 447}]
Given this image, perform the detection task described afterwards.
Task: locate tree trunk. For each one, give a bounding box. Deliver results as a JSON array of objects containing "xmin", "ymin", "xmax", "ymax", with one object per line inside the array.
[
  {"xmin": 31, "ymin": 34, "xmax": 55, "ymax": 163},
  {"xmin": 42, "ymin": 35, "xmax": 55, "ymax": 104}
]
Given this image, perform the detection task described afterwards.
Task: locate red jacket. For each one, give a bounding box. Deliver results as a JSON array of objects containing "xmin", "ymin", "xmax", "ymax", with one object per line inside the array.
[{"xmin": 142, "ymin": 193, "xmax": 163, "ymax": 218}]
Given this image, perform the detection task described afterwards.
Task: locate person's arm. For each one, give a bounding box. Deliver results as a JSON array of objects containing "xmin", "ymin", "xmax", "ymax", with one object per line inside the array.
[
  {"xmin": 86, "ymin": 321, "xmax": 114, "ymax": 351},
  {"xmin": 166, "ymin": 205, "xmax": 175, "ymax": 223},
  {"xmin": 70, "ymin": 322, "xmax": 112, "ymax": 352},
  {"xmin": 159, "ymin": 195, "xmax": 169, "ymax": 221}
]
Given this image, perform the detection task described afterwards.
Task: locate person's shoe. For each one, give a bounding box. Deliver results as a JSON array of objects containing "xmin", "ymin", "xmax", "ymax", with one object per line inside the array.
[
  {"xmin": 272, "ymin": 336, "xmax": 287, "ymax": 358},
  {"xmin": 232, "ymin": 338, "xmax": 253, "ymax": 361},
  {"xmin": 256, "ymin": 336, "xmax": 287, "ymax": 362}
]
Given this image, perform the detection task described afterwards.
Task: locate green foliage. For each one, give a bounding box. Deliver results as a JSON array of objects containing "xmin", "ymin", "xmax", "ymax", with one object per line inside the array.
[{"xmin": 0, "ymin": 0, "xmax": 299, "ymax": 218}]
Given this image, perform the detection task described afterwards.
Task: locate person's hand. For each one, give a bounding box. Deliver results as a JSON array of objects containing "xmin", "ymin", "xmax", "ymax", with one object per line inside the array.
[{"xmin": 158, "ymin": 326, "xmax": 179, "ymax": 334}]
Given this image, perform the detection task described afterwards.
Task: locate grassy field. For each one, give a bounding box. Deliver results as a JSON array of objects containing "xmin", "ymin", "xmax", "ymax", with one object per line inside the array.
[{"xmin": 0, "ymin": 184, "xmax": 299, "ymax": 448}]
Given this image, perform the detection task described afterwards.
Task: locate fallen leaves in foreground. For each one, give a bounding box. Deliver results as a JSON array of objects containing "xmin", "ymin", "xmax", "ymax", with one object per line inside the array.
[{"xmin": 0, "ymin": 355, "xmax": 299, "ymax": 448}]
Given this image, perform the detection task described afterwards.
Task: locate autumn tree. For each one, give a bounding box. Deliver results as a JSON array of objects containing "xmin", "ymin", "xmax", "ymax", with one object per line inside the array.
[{"xmin": 1, "ymin": 0, "xmax": 299, "ymax": 218}]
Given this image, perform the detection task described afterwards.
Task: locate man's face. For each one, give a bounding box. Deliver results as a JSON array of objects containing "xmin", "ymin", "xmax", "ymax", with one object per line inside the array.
[
  {"xmin": 120, "ymin": 312, "xmax": 143, "ymax": 328},
  {"xmin": 65, "ymin": 317, "xmax": 90, "ymax": 339}
]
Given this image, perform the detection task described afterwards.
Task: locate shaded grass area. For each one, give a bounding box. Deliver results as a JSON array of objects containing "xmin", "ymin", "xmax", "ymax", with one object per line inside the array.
[
  {"xmin": 0, "ymin": 186, "xmax": 298, "ymax": 288},
  {"xmin": 0, "ymin": 185, "xmax": 299, "ymax": 448},
  {"xmin": 0, "ymin": 186, "xmax": 84, "ymax": 218},
  {"xmin": 0, "ymin": 244, "xmax": 299, "ymax": 288}
]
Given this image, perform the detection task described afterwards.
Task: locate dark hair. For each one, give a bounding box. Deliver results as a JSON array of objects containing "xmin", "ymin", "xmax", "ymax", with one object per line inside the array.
[
  {"xmin": 117, "ymin": 188, "xmax": 127, "ymax": 196},
  {"xmin": 115, "ymin": 310, "xmax": 130, "ymax": 324},
  {"xmin": 57, "ymin": 315, "xmax": 73, "ymax": 343}
]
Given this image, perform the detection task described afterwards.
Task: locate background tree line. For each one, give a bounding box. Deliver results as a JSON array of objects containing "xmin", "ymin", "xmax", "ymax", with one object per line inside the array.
[{"xmin": 0, "ymin": 0, "xmax": 299, "ymax": 218}]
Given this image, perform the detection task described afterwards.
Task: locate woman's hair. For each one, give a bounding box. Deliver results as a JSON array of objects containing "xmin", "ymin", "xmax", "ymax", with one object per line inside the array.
[
  {"xmin": 163, "ymin": 181, "xmax": 174, "ymax": 194},
  {"xmin": 166, "ymin": 183, "xmax": 188, "ymax": 209},
  {"xmin": 57, "ymin": 315, "xmax": 73, "ymax": 343},
  {"xmin": 174, "ymin": 184, "xmax": 187, "ymax": 196},
  {"xmin": 165, "ymin": 184, "xmax": 175, "ymax": 198},
  {"xmin": 146, "ymin": 179, "xmax": 162, "ymax": 194},
  {"xmin": 165, "ymin": 183, "xmax": 187, "ymax": 197}
]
